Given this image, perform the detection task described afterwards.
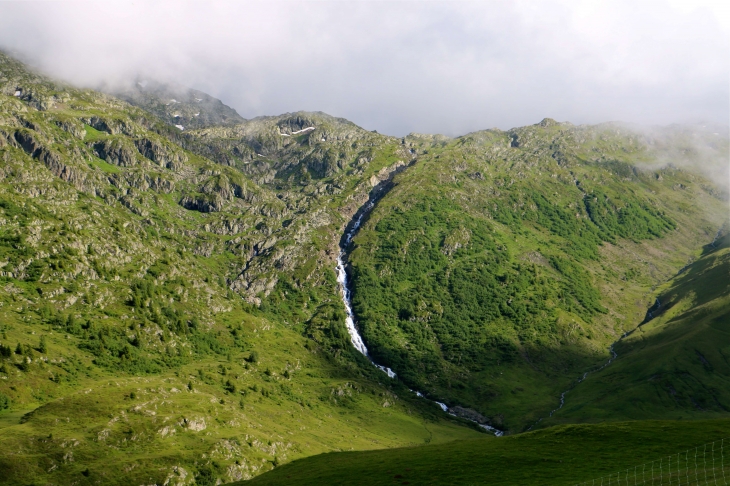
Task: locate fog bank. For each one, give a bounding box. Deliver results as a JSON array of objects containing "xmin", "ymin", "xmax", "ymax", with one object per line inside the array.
[{"xmin": 0, "ymin": 1, "xmax": 728, "ymax": 137}]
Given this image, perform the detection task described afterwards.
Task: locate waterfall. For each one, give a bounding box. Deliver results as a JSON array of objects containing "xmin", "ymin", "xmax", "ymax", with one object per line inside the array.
[{"xmin": 336, "ymin": 196, "xmax": 502, "ymax": 436}]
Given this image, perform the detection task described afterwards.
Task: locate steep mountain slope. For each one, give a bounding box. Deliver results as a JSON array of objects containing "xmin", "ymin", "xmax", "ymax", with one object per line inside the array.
[
  {"xmin": 0, "ymin": 52, "xmax": 480, "ymax": 485},
  {"xmin": 346, "ymin": 119, "xmax": 728, "ymax": 432},
  {"xmin": 548, "ymin": 231, "xmax": 730, "ymax": 424}
]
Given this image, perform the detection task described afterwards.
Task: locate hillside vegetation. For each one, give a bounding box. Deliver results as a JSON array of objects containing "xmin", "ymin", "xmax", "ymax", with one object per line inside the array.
[
  {"xmin": 348, "ymin": 120, "xmax": 728, "ymax": 432},
  {"xmin": 0, "ymin": 49, "xmax": 728, "ymax": 485},
  {"xmin": 241, "ymin": 419, "xmax": 730, "ymax": 486},
  {"xmin": 0, "ymin": 52, "xmax": 479, "ymax": 485},
  {"xmin": 548, "ymin": 231, "xmax": 730, "ymax": 424}
]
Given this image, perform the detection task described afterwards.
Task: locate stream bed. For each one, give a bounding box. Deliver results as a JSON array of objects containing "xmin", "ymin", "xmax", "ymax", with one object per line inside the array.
[{"xmin": 336, "ymin": 195, "xmax": 503, "ymax": 436}]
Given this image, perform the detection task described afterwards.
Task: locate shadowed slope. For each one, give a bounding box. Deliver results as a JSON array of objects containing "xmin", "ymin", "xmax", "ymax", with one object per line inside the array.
[
  {"xmin": 240, "ymin": 419, "xmax": 730, "ymax": 486},
  {"xmin": 548, "ymin": 232, "xmax": 730, "ymax": 424}
]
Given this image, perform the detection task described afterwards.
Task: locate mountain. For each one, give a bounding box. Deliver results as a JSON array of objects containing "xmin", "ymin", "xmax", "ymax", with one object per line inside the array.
[
  {"xmin": 0, "ymin": 50, "xmax": 728, "ymax": 485},
  {"xmin": 113, "ymin": 80, "xmax": 246, "ymax": 130},
  {"xmin": 0, "ymin": 51, "xmax": 478, "ymax": 485},
  {"xmin": 346, "ymin": 119, "xmax": 728, "ymax": 432}
]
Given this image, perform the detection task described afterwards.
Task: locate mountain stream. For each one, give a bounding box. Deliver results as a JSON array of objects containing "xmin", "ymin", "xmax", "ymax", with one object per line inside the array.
[{"xmin": 337, "ymin": 196, "xmax": 503, "ymax": 436}]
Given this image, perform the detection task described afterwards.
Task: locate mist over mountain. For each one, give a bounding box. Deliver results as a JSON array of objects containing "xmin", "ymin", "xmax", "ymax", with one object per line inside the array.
[
  {"xmin": 0, "ymin": 1, "xmax": 728, "ymax": 136},
  {"xmin": 113, "ymin": 79, "xmax": 246, "ymax": 130}
]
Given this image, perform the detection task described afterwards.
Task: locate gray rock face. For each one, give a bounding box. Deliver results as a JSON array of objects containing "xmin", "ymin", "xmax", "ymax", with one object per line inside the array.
[
  {"xmin": 304, "ymin": 148, "xmax": 340, "ymax": 178},
  {"xmin": 81, "ymin": 116, "xmax": 135, "ymax": 136},
  {"xmin": 12, "ymin": 129, "xmax": 83, "ymax": 185},
  {"xmin": 13, "ymin": 129, "xmax": 43, "ymax": 156},
  {"xmin": 92, "ymin": 139, "xmax": 137, "ymax": 167},
  {"xmin": 54, "ymin": 119, "xmax": 86, "ymax": 139},
  {"xmin": 276, "ymin": 115, "xmax": 316, "ymax": 135},
  {"xmin": 538, "ymin": 117, "xmax": 560, "ymax": 128},
  {"xmin": 179, "ymin": 194, "xmax": 224, "ymax": 213},
  {"xmin": 447, "ymin": 406, "xmax": 494, "ymax": 426},
  {"xmin": 134, "ymin": 138, "xmax": 188, "ymax": 169}
]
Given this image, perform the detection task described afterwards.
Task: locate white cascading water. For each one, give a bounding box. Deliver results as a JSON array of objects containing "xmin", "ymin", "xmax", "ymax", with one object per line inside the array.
[
  {"xmin": 336, "ymin": 200, "xmax": 397, "ymax": 378},
  {"xmin": 336, "ymin": 198, "xmax": 502, "ymax": 436}
]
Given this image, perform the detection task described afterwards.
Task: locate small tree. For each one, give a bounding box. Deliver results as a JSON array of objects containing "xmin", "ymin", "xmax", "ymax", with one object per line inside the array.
[
  {"xmin": 0, "ymin": 392, "xmax": 10, "ymax": 410},
  {"xmin": 39, "ymin": 335, "xmax": 47, "ymax": 354}
]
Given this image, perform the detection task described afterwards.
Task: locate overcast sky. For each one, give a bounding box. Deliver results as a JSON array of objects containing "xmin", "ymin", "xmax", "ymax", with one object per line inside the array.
[{"xmin": 0, "ymin": 0, "xmax": 728, "ymax": 136}]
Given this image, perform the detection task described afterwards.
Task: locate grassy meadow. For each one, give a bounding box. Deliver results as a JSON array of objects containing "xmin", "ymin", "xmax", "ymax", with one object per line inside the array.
[{"xmin": 241, "ymin": 419, "xmax": 730, "ymax": 485}]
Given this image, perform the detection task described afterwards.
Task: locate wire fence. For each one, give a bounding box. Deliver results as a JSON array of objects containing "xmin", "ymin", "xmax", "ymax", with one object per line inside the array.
[{"xmin": 574, "ymin": 438, "xmax": 728, "ymax": 486}]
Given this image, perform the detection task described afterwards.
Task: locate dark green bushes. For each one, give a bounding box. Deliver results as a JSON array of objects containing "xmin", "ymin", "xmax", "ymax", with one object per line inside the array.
[
  {"xmin": 0, "ymin": 392, "xmax": 10, "ymax": 410},
  {"xmin": 349, "ymin": 184, "xmax": 673, "ymax": 390},
  {"xmin": 584, "ymin": 190, "xmax": 675, "ymax": 242}
]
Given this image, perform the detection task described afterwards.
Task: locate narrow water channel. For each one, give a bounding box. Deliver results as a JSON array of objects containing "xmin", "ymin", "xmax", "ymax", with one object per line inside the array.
[{"xmin": 336, "ymin": 195, "xmax": 503, "ymax": 436}]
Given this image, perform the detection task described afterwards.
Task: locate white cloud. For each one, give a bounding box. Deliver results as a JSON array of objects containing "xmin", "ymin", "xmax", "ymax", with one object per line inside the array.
[{"xmin": 0, "ymin": 0, "xmax": 727, "ymax": 136}]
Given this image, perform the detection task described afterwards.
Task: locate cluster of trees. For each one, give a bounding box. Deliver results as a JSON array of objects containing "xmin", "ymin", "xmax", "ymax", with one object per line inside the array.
[{"xmin": 583, "ymin": 189, "xmax": 675, "ymax": 243}]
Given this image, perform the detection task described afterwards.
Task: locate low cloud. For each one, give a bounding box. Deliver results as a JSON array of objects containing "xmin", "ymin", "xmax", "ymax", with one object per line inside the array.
[
  {"xmin": 634, "ymin": 123, "xmax": 730, "ymax": 196},
  {"xmin": 0, "ymin": 1, "xmax": 728, "ymax": 136}
]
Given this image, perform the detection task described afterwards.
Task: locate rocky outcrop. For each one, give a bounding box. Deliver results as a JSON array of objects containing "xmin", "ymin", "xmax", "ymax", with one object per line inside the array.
[
  {"xmin": 54, "ymin": 119, "xmax": 86, "ymax": 139},
  {"xmin": 81, "ymin": 116, "xmax": 136, "ymax": 136},
  {"xmin": 134, "ymin": 138, "xmax": 188, "ymax": 169},
  {"xmin": 13, "ymin": 129, "xmax": 84, "ymax": 185},
  {"xmin": 179, "ymin": 193, "xmax": 224, "ymax": 213},
  {"xmin": 92, "ymin": 139, "xmax": 137, "ymax": 167},
  {"xmin": 114, "ymin": 172, "xmax": 175, "ymax": 193},
  {"xmin": 538, "ymin": 117, "xmax": 560, "ymax": 128},
  {"xmin": 276, "ymin": 115, "xmax": 316, "ymax": 135},
  {"xmin": 448, "ymin": 406, "xmax": 496, "ymax": 427},
  {"xmin": 181, "ymin": 417, "xmax": 206, "ymax": 432},
  {"xmin": 42, "ymin": 150, "xmax": 84, "ymax": 185},
  {"xmin": 200, "ymin": 174, "xmax": 239, "ymax": 201},
  {"xmin": 305, "ymin": 148, "xmax": 341, "ymax": 178},
  {"xmin": 368, "ymin": 160, "xmax": 407, "ymax": 188},
  {"xmin": 13, "ymin": 129, "xmax": 44, "ymax": 157},
  {"xmin": 198, "ymin": 173, "xmax": 259, "ymax": 204},
  {"xmin": 147, "ymin": 175, "xmax": 175, "ymax": 193}
]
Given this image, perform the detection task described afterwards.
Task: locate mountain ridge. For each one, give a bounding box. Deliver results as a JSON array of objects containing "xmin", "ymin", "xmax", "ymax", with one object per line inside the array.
[{"xmin": 0, "ymin": 50, "xmax": 728, "ymax": 484}]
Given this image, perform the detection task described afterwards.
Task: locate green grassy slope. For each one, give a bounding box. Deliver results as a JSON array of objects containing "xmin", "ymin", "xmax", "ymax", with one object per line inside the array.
[
  {"xmin": 0, "ymin": 308, "xmax": 478, "ymax": 485},
  {"xmin": 2, "ymin": 49, "xmax": 730, "ymax": 485},
  {"xmin": 240, "ymin": 419, "xmax": 730, "ymax": 486},
  {"xmin": 347, "ymin": 120, "xmax": 728, "ymax": 432},
  {"xmin": 0, "ymin": 52, "xmax": 481, "ymax": 485},
  {"xmin": 547, "ymin": 231, "xmax": 730, "ymax": 424}
]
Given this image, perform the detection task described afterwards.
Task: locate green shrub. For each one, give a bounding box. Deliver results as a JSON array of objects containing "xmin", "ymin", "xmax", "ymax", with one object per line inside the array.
[{"xmin": 0, "ymin": 392, "xmax": 10, "ymax": 410}]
